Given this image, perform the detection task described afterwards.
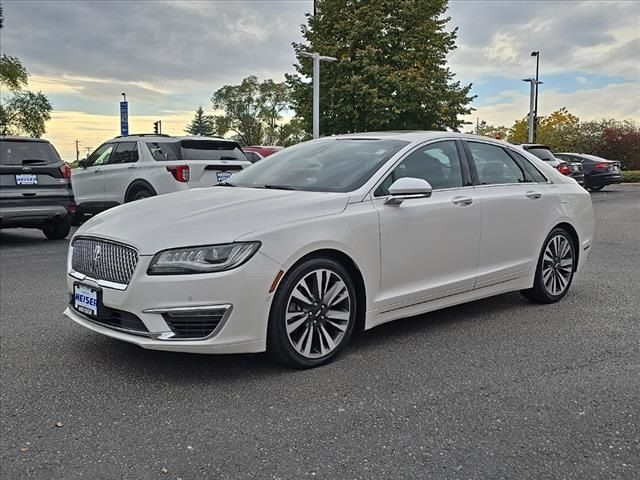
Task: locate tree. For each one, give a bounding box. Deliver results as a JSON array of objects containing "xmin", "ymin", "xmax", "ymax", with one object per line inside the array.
[
  {"xmin": 287, "ymin": 0, "xmax": 475, "ymax": 136},
  {"xmin": 508, "ymin": 108, "xmax": 580, "ymax": 151},
  {"xmin": 0, "ymin": 5, "xmax": 52, "ymax": 137},
  {"xmin": 210, "ymin": 76, "xmax": 292, "ymax": 146},
  {"xmin": 184, "ymin": 106, "xmax": 215, "ymax": 136},
  {"xmin": 474, "ymin": 120, "xmax": 508, "ymax": 140}
]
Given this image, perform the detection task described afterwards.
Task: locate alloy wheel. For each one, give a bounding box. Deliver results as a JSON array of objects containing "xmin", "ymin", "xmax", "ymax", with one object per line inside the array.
[
  {"xmin": 284, "ymin": 269, "xmax": 352, "ymax": 359},
  {"xmin": 541, "ymin": 234, "xmax": 574, "ymax": 296}
]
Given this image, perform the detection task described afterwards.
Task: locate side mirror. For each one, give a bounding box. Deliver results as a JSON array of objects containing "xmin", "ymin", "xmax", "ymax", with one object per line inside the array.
[
  {"xmin": 78, "ymin": 159, "xmax": 88, "ymax": 168},
  {"xmin": 385, "ymin": 177, "xmax": 433, "ymax": 206}
]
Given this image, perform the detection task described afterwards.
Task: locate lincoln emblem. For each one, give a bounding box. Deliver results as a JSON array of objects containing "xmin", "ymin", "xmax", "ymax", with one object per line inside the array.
[{"xmin": 91, "ymin": 245, "xmax": 102, "ymax": 272}]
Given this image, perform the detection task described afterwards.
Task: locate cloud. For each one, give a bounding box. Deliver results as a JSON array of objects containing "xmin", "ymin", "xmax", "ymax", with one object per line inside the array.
[
  {"xmin": 463, "ymin": 82, "xmax": 640, "ymax": 127},
  {"xmin": 43, "ymin": 110, "xmax": 194, "ymax": 160}
]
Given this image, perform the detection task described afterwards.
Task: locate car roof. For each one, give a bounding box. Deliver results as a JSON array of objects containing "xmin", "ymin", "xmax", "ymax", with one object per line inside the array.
[
  {"xmin": 0, "ymin": 136, "xmax": 51, "ymax": 143},
  {"xmin": 108, "ymin": 135, "xmax": 231, "ymax": 143}
]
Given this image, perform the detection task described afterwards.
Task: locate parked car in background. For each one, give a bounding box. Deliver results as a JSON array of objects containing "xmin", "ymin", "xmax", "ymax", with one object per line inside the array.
[
  {"xmin": 242, "ymin": 145, "xmax": 284, "ymax": 163},
  {"xmin": 65, "ymin": 132, "xmax": 593, "ymax": 368},
  {"xmin": 555, "ymin": 153, "xmax": 622, "ymax": 191},
  {"xmin": 0, "ymin": 136, "xmax": 74, "ymax": 239},
  {"xmin": 515, "ymin": 144, "xmax": 585, "ymax": 186},
  {"xmin": 72, "ymin": 135, "xmax": 251, "ymax": 222}
]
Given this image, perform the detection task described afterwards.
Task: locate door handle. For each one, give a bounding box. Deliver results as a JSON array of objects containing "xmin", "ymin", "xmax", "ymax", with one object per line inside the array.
[
  {"xmin": 526, "ymin": 191, "xmax": 542, "ymax": 200},
  {"xmin": 452, "ymin": 195, "xmax": 473, "ymax": 206},
  {"xmin": 127, "ymin": 165, "xmax": 137, "ymax": 169}
]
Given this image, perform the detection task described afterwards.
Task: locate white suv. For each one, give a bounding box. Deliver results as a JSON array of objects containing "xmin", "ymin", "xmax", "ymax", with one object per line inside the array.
[{"xmin": 72, "ymin": 135, "xmax": 250, "ymax": 221}]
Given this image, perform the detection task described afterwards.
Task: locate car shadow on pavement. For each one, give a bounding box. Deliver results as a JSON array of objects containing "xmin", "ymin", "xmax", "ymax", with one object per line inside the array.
[
  {"xmin": 69, "ymin": 291, "xmax": 537, "ymax": 382},
  {"xmin": 0, "ymin": 229, "xmax": 72, "ymax": 245}
]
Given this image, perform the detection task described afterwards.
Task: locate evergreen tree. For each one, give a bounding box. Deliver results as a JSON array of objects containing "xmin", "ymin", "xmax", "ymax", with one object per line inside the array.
[
  {"xmin": 287, "ymin": 0, "xmax": 475, "ymax": 136},
  {"xmin": 185, "ymin": 106, "xmax": 216, "ymax": 136}
]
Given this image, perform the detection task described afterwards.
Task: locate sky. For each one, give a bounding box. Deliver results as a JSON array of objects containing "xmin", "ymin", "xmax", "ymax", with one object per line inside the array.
[{"xmin": 1, "ymin": 0, "xmax": 639, "ymax": 160}]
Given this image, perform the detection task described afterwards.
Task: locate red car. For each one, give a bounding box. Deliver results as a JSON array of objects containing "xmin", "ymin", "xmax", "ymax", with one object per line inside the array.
[{"xmin": 242, "ymin": 145, "xmax": 284, "ymax": 163}]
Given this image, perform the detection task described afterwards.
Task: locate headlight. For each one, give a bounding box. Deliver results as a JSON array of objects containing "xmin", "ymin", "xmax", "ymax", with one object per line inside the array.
[{"xmin": 147, "ymin": 242, "xmax": 261, "ymax": 275}]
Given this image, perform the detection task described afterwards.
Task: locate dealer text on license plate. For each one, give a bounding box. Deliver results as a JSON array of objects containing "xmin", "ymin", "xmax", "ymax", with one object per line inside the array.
[
  {"xmin": 216, "ymin": 171, "xmax": 232, "ymax": 183},
  {"xmin": 74, "ymin": 284, "xmax": 98, "ymax": 316},
  {"xmin": 15, "ymin": 174, "xmax": 38, "ymax": 185}
]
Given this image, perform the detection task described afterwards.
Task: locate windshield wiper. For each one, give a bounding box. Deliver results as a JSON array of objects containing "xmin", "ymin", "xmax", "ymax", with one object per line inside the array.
[{"xmin": 262, "ymin": 184, "xmax": 299, "ymax": 191}]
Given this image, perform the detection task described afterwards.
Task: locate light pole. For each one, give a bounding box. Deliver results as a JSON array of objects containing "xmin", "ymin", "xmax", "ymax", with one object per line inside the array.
[
  {"xmin": 299, "ymin": 51, "xmax": 337, "ymax": 139},
  {"xmin": 531, "ymin": 51, "xmax": 540, "ymax": 141},
  {"xmin": 522, "ymin": 77, "xmax": 543, "ymax": 143}
]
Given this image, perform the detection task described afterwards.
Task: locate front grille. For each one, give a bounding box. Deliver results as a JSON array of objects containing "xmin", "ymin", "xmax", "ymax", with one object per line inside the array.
[
  {"xmin": 163, "ymin": 310, "xmax": 225, "ymax": 339},
  {"xmin": 72, "ymin": 237, "xmax": 138, "ymax": 286}
]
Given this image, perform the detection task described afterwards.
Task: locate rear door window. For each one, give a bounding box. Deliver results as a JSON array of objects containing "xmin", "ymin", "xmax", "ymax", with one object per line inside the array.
[
  {"xmin": 0, "ymin": 141, "xmax": 60, "ymax": 165},
  {"xmin": 467, "ymin": 142, "xmax": 526, "ymax": 185},
  {"xmin": 109, "ymin": 142, "xmax": 138, "ymax": 164}
]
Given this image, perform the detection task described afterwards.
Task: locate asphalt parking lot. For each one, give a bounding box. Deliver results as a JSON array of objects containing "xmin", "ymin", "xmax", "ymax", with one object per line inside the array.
[{"xmin": 1, "ymin": 185, "xmax": 638, "ymax": 480}]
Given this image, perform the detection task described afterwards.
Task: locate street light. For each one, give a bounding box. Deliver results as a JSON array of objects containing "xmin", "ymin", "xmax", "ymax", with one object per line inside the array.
[
  {"xmin": 531, "ymin": 51, "xmax": 540, "ymax": 141},
  {"xmin": 299, "ymin": 51, "xmax": 337, "ymax": 139},
  {"xmin": 522, "ymin": 77, "xmax": 543, "ymax": 143}
]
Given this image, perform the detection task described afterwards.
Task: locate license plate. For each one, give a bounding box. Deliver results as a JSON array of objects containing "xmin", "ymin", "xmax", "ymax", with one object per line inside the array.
[
  {"xmin": 216, "ymin": 171, "xmax": 233, "ymax": 183},
  {"xmin": 15, "ymin": 174, "xmax": 38, "ymax": 185},
  {"xmin": 73, "ymin": 284, "xmax": 99, "ymax": 317}
]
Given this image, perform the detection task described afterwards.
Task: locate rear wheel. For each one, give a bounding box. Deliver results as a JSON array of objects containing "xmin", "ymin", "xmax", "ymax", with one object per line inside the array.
[
  {"xmin": 267, "ymin": 258, "xmax": 357, "ymax": 369},
  {"xmin": 521, "ymin": 227, "xmax": 576, "ymax": 303},
  {"xmin": 588, "ymin": 184, "xmax": 604, "ymax": 192},
  {"xmin": 42, "ymin": 216, "xmax": 71, "ymax": 240},
  {"xmin": 127, "ymin": 186, "xmax": 155, "ymax": 202}
]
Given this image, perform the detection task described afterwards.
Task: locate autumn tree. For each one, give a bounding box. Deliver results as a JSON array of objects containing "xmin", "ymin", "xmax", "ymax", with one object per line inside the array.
[
  {"xmin": 185, "ymin": 106, "xmax": 215, "ymax": 136},
  {"xmin": 287, "ymin": 0, "xmax": 475, "ymax": 136},
  {"xmin": 0, "ymin": 4, "xmax": 52, "ymax": 137}
]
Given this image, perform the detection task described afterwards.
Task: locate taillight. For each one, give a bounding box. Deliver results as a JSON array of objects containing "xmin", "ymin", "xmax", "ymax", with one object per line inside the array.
[
  {"xmin": 166, "ymin": 165, "xmax": 190, "ymax": 182},
  {"xmin": 594, "ymin": 163, "xmax": 608, "ymax": 170},
  {"xmin": 558, "ymin": 164, "xmax": 570, "ymax": 175},
  {"xmin": 60, "ymin": 164, "xmax": 72, "ymax": 179}
]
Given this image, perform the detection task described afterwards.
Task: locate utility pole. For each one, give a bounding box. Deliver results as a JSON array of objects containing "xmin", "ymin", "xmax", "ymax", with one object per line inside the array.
[
  {"xmin": 84, "ymin": 147, "xmax": 92, "ymax": 157},
  {"xmin": 75, "ymin": 139, "xmax": 80, "ymax": 162},
  {"xmin": 299, "ymin": 51, "xmax": 337, "ymax": 139}
]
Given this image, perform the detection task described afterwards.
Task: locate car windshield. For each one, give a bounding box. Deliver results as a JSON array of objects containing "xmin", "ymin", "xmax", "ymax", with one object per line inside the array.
[
  {"xmin": 227, "ymin": 138, "xmax": 409, "ymax": 192},
  {"xmin": 146, "ymin": 140, "xmax": 245, "ymax": 161},
  {"xmin": 526, "ymin": 147, "xmax": 557, "ymax": 162},
  {"xmin": 0, "ymin": 140, "xmax": 60, "ymax": 165}
]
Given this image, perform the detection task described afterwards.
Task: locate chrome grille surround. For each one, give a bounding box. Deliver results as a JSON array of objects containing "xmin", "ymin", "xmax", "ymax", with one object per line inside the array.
[{"xmin": 71, "ymin": 237, "xmax": 139, "ymax": 288}]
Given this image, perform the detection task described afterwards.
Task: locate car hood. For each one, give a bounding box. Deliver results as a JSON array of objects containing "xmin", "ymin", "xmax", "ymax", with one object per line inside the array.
[{"xmin": 75, "ymin": 187, "xmax": 349, "ymax": 255}]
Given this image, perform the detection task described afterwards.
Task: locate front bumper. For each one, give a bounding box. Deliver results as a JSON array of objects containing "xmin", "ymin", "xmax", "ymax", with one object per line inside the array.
[{"xmin": 64, "ymin": 252, "xmax": 282, "ymax": 354}]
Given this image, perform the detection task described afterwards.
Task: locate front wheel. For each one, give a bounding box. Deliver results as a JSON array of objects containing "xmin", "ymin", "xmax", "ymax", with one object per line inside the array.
[
  {"xmin": 267, "ymin": 258, "xmax": 357, "ymax": 369},
  {"xmin": 521, "ymin": 228, "xmax": 576, "ymax": 303}
]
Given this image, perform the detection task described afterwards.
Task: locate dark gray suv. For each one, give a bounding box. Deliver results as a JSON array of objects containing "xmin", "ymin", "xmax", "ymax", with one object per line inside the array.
[{"xmin": 0, "ymin": 136, "xmax": 75, "ymax": 239}]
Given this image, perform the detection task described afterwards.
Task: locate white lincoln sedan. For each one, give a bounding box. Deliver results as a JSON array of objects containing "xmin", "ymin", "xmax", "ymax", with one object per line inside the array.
[{"xmin": 65, "ymin": 132, "xmax": 594, "ymax": 368}]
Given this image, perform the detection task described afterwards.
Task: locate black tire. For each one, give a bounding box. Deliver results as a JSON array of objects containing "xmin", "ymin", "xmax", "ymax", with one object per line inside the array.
[
  {"xmin": 267, "ymin": 257, "xmax": 358, "ymax": 369},
  {"xmin": 127, "ymin": 186, "xmax": 155, "ymax": 202},
  {"xmin": 588, "ymin": 184, "xmax": 604, "ymax": 192},
  {"xmin": 42, "ymin": 216, "xmax": 72, "ymax": 240},
  {"xmin": 521, "ymin": 227, "xmax": 576, "ymax": 304}
]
